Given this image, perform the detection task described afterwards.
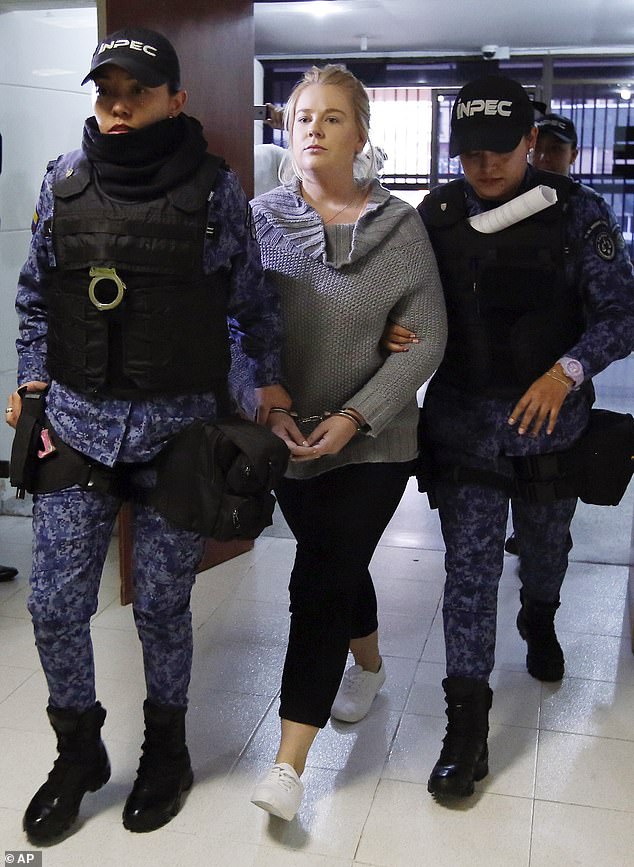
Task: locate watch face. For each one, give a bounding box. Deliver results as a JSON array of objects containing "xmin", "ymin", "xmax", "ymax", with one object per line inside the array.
[{"xmin": 563, "ymin": 359, "xmax": 582, "ymax": 377}]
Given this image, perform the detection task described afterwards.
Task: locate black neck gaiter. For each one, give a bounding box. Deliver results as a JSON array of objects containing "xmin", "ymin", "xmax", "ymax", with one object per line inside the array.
[{"xmin": 81, "ymin": 113, "xmax": 208, "ymax": 200}]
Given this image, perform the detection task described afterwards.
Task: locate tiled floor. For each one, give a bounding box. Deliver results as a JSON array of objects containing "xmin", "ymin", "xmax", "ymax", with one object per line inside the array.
[{"xmin": 0, "ymin": 355, "xmax": 632, "ymax": 866}]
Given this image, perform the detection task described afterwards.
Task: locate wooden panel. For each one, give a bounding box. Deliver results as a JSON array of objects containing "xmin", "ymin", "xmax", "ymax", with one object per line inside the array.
[{"xmin": 97, "ymin": 0, "xmax": 254, "ymax": 196}]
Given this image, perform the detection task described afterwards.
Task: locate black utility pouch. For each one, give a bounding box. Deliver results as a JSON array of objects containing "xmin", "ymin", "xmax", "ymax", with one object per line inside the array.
[
  {"xmin": 148, "ymin": 415, "xmax": 290, "ymax": 540},
  {"xmin": 559, "ymin": 409, "xmax": 634, "ymax": 506}
]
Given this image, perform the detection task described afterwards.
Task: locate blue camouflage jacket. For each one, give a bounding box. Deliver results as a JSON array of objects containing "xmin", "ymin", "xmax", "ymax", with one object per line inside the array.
[
  {"xmin": 16, "ymin": 163, "xmax": 283, "ymax": 467},
  {"xmin": 423, "ymin": 166, "xmax": 634, "ymax": 460}
]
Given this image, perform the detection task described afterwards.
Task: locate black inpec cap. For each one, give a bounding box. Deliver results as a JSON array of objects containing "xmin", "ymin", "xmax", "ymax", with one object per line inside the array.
[
  {"xmin": 449, "ymin": 75, "xmax": 535, "ymax": 158},
  {"xmin": 537, "ymin": 113, "xmax": 578, "ymax": 147},
  {"xmin": 82, "ymin": 27, "xmax": 181, "ymax": 90}
]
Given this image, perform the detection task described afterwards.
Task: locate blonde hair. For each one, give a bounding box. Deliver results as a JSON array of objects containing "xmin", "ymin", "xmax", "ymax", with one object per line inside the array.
[{"xmin": 280, "ymin": 64, "xmax": 378, "ymax": 185}]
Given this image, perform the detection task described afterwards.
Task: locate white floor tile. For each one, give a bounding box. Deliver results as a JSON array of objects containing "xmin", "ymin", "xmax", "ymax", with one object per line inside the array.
[
  {"xmin": 382, "ymin": 712, "xmax": 446, "ymax": 787},
  {"xmin": 559, "ymin": 631, "xmax": 634, "ymax": 683},
  {"xmin": 196, "ymin": 595, "xmax": 291, "ymax": 647},
  {"xmin": 0, "ymin": 663, "xmax": 34, "ymax": 703},
  {"xmin": 0, "ymin": 614, "xmax": 41, "ymax": 668},
  {"xmin": 0, "ymin": 578, "xmax": 26, "ymax": 612},
  {"xmin": 482, "ymin": 723, "xmax": 538, "ymax": 799},
  {"xmin": 530, "ymin": 800, "xmax": 634, "ymax": 867},
  {"xmin": 370, "ymin": 545, "xmax": 446, "ymax": 584},
  {"xmin": 488, "ymin": 668, "xmax": 542, "ymax": 729},
  {"xmin": 0, "ymin": 669, "xmax": 51, "ymax": 733},
  {"xmin": 376, "ymin": 610, "xmax": 434, "ymax": 660},
  {"xmin": 374, "ymin": 573, "xmax": 445, "ymax": 619},
  {"xmin": 192, "ymin": 633, "xmax": 287, "ymax": 697},
  {"xmin": 356, "ymin": 778, "xmax": 533, "ymax": 867},
  {"xmin": 540, "ymin": 676, "xmax": 634, "ymax": 740},
  {"xmin": 404, "ymin": 660, "xmax": 447, "ymax": 717},
  {"xmin": 535, "ymin": 729, "xmax": 634, "ymax": 811}
]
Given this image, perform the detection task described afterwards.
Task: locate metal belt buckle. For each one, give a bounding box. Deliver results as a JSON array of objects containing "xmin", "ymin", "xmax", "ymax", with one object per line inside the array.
[{"xmin": 88, "ymin": 266, "xmax": 126, "ymax": 311}]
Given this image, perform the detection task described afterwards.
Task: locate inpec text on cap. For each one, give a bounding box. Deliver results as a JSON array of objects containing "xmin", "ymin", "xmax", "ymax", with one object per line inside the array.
[
  {"xmin": 97, "ymin": 39, "xmax": 158, "ymax": 57},
  {"xmin": 456, "ymin": 99, "xmax": 513, "ymax": 119}
]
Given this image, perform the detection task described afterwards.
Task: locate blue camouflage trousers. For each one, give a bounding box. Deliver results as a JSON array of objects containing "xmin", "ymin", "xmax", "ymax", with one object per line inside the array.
[
  {"xmin": 434, "ymin": 478, "xmax": 577, "ymax": 681},
  {"xmin": 28, "ymin": 485, "xmax": 204, "ymax": 712}
]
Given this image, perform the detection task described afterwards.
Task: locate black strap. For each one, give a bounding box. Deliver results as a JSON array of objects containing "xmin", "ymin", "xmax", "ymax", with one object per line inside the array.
[
  {"xmin": 435, "ymin": 459, "xmax": 577, "ymax": 504},
  {"xmin": 9, "ymin": 391, "xmax": 47, "ymax": 498}
]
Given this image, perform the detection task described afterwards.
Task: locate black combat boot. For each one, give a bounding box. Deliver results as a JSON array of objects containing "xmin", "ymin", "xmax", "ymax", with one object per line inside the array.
[
  {"xmin": 122, "ymin": 700, "xmax": 194, "ymax": 833},
  {"xmin": 428, "ymin": 677, "xmax": 493, "ymax": 798},
  {"xmin": 23, "ymin": 702, "xmax": 110, "ymax": 844},
  {"xmin": 516, "ymin": 590, "xmax": 564, "ymax": 681}
]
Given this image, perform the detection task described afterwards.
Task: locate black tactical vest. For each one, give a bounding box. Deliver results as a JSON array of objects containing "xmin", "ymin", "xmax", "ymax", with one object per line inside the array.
[
  {"xmin": 419, "ymin": 171, "xmax": 585, "ymax": 399},
  {"xmin": 45, "ymin": 150, "xmax": 231, "ymax": 399}
]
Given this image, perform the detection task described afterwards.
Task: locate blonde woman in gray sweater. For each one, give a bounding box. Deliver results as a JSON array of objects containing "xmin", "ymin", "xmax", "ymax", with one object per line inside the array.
[{"xmin": 249, "ymin": 65, "xmax": 447, "ymax": 821}]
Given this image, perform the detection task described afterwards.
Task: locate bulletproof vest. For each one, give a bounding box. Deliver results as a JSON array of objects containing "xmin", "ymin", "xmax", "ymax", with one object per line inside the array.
[
  {"xmin": 419, "ymin": 172, "xmax": 585, "ymax": 399},
  {"xmin": 45, "ymin": 150, "xmax": 231, "ymax": 399}
]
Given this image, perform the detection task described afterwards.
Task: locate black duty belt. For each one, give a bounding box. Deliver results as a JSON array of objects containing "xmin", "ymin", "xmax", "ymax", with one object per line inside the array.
[{"xmin": 421, "ymin": 409, "xmax": 634, "ymax": 508}]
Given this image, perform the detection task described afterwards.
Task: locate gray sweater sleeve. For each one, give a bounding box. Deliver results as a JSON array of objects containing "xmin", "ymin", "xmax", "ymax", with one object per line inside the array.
[{"xmin": 347, "ymin": 209, "xmax": 447, "ymax": 436}]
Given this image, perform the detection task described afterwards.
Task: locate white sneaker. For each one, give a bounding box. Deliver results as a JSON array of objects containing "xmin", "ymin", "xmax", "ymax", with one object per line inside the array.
[
  {"xmin": 250, "ymin": 762, "xmax": 304, "ymax": 821},
  {"xmin": 331, "ymin": 661, "xmax": 386, "ymax": 722}
]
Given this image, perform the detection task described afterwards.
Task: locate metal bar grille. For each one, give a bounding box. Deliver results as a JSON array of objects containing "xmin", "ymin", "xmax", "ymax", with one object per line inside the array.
[
  {"xmin": 366, "ymin": 86, "xmax": 433, "ymax": 191},
  {"xmin": 549, "ymin": 88, "xmax": 634, "ymax": 256}
]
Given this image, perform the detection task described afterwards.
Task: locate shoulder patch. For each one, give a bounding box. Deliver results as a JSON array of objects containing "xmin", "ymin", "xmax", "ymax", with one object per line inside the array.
[
  {"xmin": 31, "ymin": 210, "xmax": 39, "ymax": 233},
  {"xmin": 613, "ymin": 225, "xmax": 626, "ymax": 252},
  {"xmin": 584, "ymin": 219, "xmax": 616, "ymax": 261}
]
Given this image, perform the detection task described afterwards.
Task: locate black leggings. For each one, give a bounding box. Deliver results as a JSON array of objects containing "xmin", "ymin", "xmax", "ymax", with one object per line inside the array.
[{"xmin": 275, "ymin": 461, "xmax": 412, "ymax": 728}]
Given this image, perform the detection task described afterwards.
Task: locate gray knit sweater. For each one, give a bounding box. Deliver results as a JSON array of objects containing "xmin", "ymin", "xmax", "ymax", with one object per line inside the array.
[{"xmin": 251, "ymin": 178, "xmax": 447, "ymax": 479}]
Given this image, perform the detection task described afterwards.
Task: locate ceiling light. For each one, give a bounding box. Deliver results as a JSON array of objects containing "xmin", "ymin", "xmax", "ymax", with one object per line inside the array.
[{"xmin": 309, "ymin": 1, "xmax": 337, "ymax": 16}]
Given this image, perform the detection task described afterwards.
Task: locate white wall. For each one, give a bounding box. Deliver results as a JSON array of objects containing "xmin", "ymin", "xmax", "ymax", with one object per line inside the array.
[
  {"xmin": 254, "ymin": 58, "xmax": 265, "ymax": 146},
  {"xmin": 0, "ymin": 5, "xmax": 96, "ymax": 507}
]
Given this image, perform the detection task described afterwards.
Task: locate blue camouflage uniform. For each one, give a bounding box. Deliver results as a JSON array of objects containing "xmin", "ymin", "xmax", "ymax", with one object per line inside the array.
[
  {"xmin": 16, "ymin": 164, "xmax": 282, "ymax": 712},
  {"xmin": 420, "ymin": 166, "xmax": 634, "ymax": 680}
]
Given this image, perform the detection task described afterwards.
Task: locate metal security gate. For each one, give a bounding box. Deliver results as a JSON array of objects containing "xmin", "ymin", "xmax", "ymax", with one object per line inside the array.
[{"xmin": 550, "ymin": 88, "xmax": 634, "ymax": 257}]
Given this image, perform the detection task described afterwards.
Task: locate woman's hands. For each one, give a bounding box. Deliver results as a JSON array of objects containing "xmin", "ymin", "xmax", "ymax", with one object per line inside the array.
[
  {"xmin": 508, "ymin": 364, "xmax": 574, "ymax": 437},
  {"xmin": 5, "ymin": 381, "xmax": 48, "ymax": 430},
  {"xmin": 380, "ymin": 320, "xmax": 419, "ymax": 353},
  {"xmin": 266, "ymin": 408, "xmax": 362, "ymax": 463},
  {"xmin": 266, "ymin": 410, "xmax": 317, "ymax": 461},
  {"xmin": 291, "ymin": 414, "xmax": 360, "ymax": 462},
  {"xmin": 254, "ymin": 384, "xmax": 294, "ymax": 425}
]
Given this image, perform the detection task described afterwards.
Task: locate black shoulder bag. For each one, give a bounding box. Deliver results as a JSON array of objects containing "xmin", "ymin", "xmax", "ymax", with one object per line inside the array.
[{"xmin": 147, "ymin": 416, "xmax": 290, "ymax": 540}]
